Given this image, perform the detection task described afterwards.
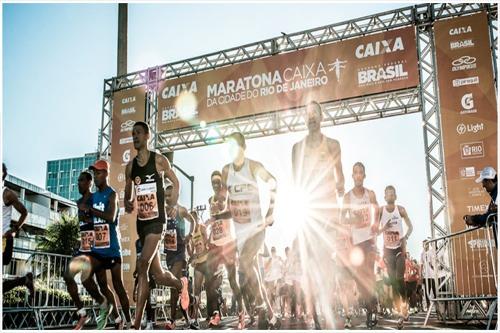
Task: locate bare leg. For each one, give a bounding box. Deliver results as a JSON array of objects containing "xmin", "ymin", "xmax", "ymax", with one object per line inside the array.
[
  {"xmin": 135, "ymin": 233, "xmax": 182, "ymax": 329},
  {"xmin": 95, "ymin": 269, "xmax": 120, "ymax": 319},
  {"xmin": 168, "ymin": 260, "xmax": 185, "ymax": 320},
  {"xmin": 110, "ymin": 263, "xmax": 132, "ymax": 323}
]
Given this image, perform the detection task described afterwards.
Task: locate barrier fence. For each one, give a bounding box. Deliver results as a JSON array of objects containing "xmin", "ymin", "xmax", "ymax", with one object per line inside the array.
[
  {"xmin": 423, "ymin": 214, "xmax": 498, "ymax": 330},
  {"xmin": 2, "ymin": 248, "xmax": 172, "ymax": 330}
]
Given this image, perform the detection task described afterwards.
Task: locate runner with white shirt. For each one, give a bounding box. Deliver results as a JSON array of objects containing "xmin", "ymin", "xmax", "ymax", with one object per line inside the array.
[
  {"xmin": 264, "ymin": 247, "xmax": 283, "ymax": 313},
  {"xmin": 378, "ymin": 185, "xmax": 413, "ymax": 329},
  {"xmin": 206, "ymin": 170, "xmax": 244, "ymax": 329},
  {"xmin": 340, "ymin": 162, "xmax": 380, "ymax": 329},
  {"xmin": 221, "ymin": 132, "xmax": 279, "ymax": 329}
]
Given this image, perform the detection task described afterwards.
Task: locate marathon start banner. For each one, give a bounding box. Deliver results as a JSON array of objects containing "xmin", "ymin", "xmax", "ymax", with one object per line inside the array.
[
  {"xmin": 157, "ymin": 26, "xmax": 419, "ymax": 131},
  {"xmin": 109, "ymin": 86, "xmax": 147, "ymax": 304},
  {"xmin": 434, "ymin": 11, "xmax": 497, "ymax": 296}
]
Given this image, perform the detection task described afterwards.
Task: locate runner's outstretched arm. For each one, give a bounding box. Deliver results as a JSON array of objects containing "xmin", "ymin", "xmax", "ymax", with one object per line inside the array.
[{"xmin": 251, "ymin": 160, "xmax": 277, "ymax": 226}]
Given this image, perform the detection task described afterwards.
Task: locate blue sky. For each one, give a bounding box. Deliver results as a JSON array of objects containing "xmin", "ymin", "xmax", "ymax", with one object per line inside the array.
[{"xmin": 3, "ymin": 2, "xmax": 431, "ymax": 256}]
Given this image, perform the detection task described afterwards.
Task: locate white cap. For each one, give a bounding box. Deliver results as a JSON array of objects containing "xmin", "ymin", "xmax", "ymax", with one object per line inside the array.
[{"xmin": 475, "ymin": 166, "xmax": 497, "ymax": 183}]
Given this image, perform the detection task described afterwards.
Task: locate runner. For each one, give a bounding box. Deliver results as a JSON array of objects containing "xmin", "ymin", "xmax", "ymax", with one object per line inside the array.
[
  {"xmin": 2, "ymin": 163, "xmax": 35, "ymax": 301},
  {"xmin": 263, "ymin": 246, "xmax": 283, "ymax": 314},
  {"xmin": 188, "ymin": 210, "xmax": 210, "ymax": 329},
  {"xmin": 378, "ymin": 185, "xmax": 413, "ymax": 328},
  {"xmin": 206, "ymin": 170, "xmax": 244, "ymax": 329},
  {"xmin": 163, "ymin": 184, "xmax": 194, "ymax": 329},
  {"xmin": 291, "ymin": 100, "xmax": 345, "ymax": 329},
  {"xmin": 221, "ymin": 131, "xmax": 279, "ymax": 329},
  {"xmin": 280, "ymin": 246, "xmax": 293, "ymax": 318},
  {"xmin": 340, "ymin": 162, "xmax": 380, "ymax": 329},
  {"xmin": 420, "ymin": 240, "xmax": 435, "ymax": 311},
  {"xmin": 64, "ymin": 171, "xmax": 112, "ymax": 330},
  {"xmin": 124, "ymin": 121, "xmax": 189, "ymax": 329},
  {"xmin": 81, "ymin": 160, "xmax": 132, "ymax": 329}
]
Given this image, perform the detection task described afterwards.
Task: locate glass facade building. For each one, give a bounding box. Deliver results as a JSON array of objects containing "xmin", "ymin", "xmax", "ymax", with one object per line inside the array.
[
  {"xmin": 3, "ymin": 174, "xmax": 76, "ymax": 277},
  {"xmin": 46, "ymin": 152, "xmax": 99, "ymax": 201}
]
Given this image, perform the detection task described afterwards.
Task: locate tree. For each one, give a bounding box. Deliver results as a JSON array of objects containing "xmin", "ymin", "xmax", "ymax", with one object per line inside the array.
[{"xmin": 36, "ymin": 214, "xmax": 79, "ymax": 255}]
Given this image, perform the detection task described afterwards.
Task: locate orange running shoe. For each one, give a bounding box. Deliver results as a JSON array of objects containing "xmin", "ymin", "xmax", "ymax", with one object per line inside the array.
[{"xmin": 209, "ymin": 311, "xmax": 221, "ymax": 327}]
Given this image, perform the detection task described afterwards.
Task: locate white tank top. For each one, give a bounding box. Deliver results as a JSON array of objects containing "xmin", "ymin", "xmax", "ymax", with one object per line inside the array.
[
  {"xmin": 380, "ymin": 205, "xmax": 404, "ymax": 249},
  {"xmin": 296, "ymin": 136, "xmax": 338, "ymax": 202},
  {"xmin": 348, "ymin": 189, "xmax": 374, "ymax": 245},
  {"xmin": 208, "ymin": 195, "xmax": 235, "ymax": 246},
  {"xmin": 265, "ymin": 256, "xmax": 283, "ymax": 282},
  {"xmin": 2, "ymin": 187, "xmax": 12, "ymax": 235},
  {"xmin": 227, "ymin": 159, "xmax": 263, "ymax": 244}
]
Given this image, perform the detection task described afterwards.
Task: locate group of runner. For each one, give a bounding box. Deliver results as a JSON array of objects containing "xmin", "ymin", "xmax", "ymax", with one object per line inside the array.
[
  {"xmin": 68, "ymin": 101, "xmax": 417, "ymax": 330},
  {"xmin": 3, "ymin": 100, "xmax": 420, "ymax": 330}
]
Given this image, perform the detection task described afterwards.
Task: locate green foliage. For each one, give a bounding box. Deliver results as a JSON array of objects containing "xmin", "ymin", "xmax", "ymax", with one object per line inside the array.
[
  {"xmin": 3, "ymin": 280, "xmax": 93, "ymax": 307},
  {"xmin": 36, "ymin": 213, "xmax": 79, "ymax": 255}
]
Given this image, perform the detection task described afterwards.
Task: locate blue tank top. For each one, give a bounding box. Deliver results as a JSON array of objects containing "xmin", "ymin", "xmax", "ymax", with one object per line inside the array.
[
  {"xmin": 92, "ymin": 186, "xmax": 121, "ymax": 258},
  {"xmin": 164, "ymin": 208, "xmax": 186, "ymax": 256}
]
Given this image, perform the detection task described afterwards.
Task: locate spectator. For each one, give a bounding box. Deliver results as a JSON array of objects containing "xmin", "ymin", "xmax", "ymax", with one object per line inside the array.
[{"xmin": 463, "ymin": 166, "xmax": 497, "ymax": 229}]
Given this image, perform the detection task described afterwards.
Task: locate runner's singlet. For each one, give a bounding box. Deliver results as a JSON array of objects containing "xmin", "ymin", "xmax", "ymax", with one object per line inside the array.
[
  {"xmin": 348, "ymin": 189, "xmax": 373, "ymax": 245},
  {"xmin": 265, "ymin": 256, "xmax": 283, "ymax": 282},
  {"xmin": 296, "ymin": 137, "xmax": 338, "ymax": 208},
  {"xmin": 191, "ymin": 223, "xmax": 208, "ymax": 265},
  {"xmin": 2, "ymin": 187, "xmax": 12, "ymax": 235},
  {"xmin": 380, "ymin": 205, "xmax": 404, "ymax": 249},
  {"xmin": 92, "ymin": 186, "xmax": 121, "ymax": 258},
  {"xmin": 131, "ymin": 152, "xmax": 165, "ymax": 225},
  {"xmin": 2, "ymin": 186, "xmax": 12, "ymax": 253},
  {"xmin": 164, "ymin": 207, "xmax": 186, "ymax": 255},
  {"xmin": 77, "ymin": 194, "xmax": 94, "ymax": 253},
  {"xmin": 226, "ymin": 159, "xmax": 263, "ymax": 244},
  {"xmin": 209, "ymin": 195, "xmax": 235, "ymax": 246}
]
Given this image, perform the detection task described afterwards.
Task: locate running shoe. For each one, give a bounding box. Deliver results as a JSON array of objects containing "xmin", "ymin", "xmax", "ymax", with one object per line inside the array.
[
  {"xmin": 145, "ymin": 321, "xmax": 154, "ymax": 330},
  {"xmin": 114, "ymin": 318, "xmax": 123, "ymax": 330},
  {"xmin": 397, "ymin": 317, "xmax": 404, "ymax": 330},
  {"xmin": 164, "ymin": 319, "xmax": 176, "ymax": 330},
  {"xmin": 208, "ymin": 311, "xmax": 221, "ymax": 327},
  {"xmin": 237, "ymin": 311, "xmax": 246, "ymax": 330},
  {"xmin": 179, "ymin": 277, "xmax": 190, "ymax": 311},
  {"xmin": 96, "ymin": 302, "xmax": 112, "ymax": 330},
  {"xmin": 73, "ymin": 314, "xmax": 90, "ymax": 330},
  {"xmin": 189, "ymin": 319, "xmax": 200, "ymax": 330},
  {"xmin": 344, "ymin": 316, "xmax": 352, "ymax": 329}
]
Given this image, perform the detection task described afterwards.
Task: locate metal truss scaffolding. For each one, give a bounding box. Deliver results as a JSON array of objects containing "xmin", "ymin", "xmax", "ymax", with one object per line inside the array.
[{"xmin": 99, "ymin": 2, "xmax": 497, "ymax": 249}]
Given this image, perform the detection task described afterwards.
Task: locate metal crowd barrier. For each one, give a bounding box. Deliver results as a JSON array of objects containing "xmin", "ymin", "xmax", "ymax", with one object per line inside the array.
[
  {"xmin": 423, "ymin": 214, "xmax": 498, "ymax": 330},
  {"xmin": 2, "ymin": 248, "xmax": 172, "ymax": 330}
]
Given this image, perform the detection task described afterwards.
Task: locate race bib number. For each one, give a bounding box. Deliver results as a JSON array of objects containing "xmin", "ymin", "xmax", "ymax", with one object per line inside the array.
[
  {"xmin": 384, "ymin": 231, "xmax": 401, "ymax": 248},
  {"xmin": 353, "ymin": 207, "xmax": 370, "ymax": 228},
  {"xmin": 136, "ymin": 183, "xmax": 159, "ymax": 220},
  {"xmin": 212, "ymin": 219, "xmax": 230, "ymax": 240},
  {"xmin": 230, "ymin": 200, "xmax": 251, "ymax": 223},
  {"xmin": 164, "ymin": 229, "xmax": 177, "ymax": 251},
  {"xmin": 80, "ymin": 230, "xmax": 95, "ymax": 252},
  {"xmin": 94, "ymin": 224, "xmax": 110, "ymax": 249}
]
